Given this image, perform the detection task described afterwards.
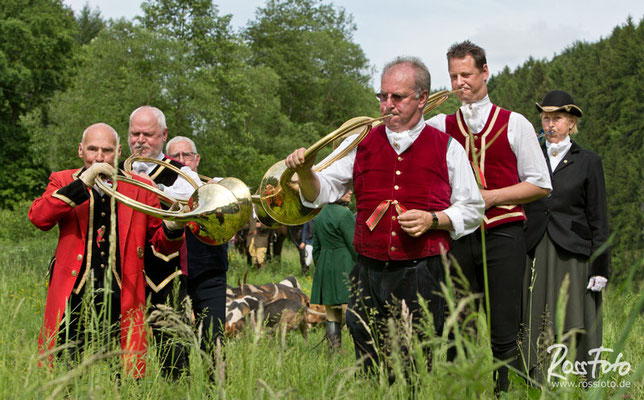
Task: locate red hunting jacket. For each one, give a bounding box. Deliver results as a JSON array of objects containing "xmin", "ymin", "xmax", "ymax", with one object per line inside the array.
[{"xmin": 29, "ymin": 168, "xmax": 184, "ymax": 377}]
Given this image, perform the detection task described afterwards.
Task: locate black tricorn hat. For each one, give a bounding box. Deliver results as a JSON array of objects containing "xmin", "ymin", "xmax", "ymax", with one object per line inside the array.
[{"xmin": 536, "ymin": 90, "xmax": 583, "ymax": 117}]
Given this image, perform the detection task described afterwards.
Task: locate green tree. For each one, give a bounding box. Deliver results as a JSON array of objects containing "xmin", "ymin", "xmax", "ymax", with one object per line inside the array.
[
  {"xmin": 0, "ymin": 0, "xmax": 77, "ymax": 208},
  {"xmin": 244, "ymin": 0, "xmax": 377, "ymax": 131},
  {"xmin": 75, "ymin": 3, "xmax": 105, "ymax": 45}
]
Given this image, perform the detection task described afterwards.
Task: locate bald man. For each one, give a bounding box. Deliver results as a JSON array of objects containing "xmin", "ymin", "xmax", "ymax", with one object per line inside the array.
[{"xmin": 29, "ymin": 123, "xmax": 185, "ymax": 377}]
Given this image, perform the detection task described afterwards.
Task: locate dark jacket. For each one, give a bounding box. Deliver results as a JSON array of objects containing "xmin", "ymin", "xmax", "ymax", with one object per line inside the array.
[{"xmin": 524, "ymin": 141, "xmax": 610, "ymax": 278}]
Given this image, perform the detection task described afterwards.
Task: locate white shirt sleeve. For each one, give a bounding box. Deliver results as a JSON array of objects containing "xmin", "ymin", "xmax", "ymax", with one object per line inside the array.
[
  {"xmin": 161, "ymin": 166, "xmax": 202, "ymax": 201},
  {"xmin": 507, "ymin": 113, "xmax": 552, "ymax": 190},
  {"xmin": 443, "ymin": 139, "xmax": 485, "ymax": 239},
  {"xmin": 426, "ymin": 113, "xmax": 447, "ymax": 132},
  {"xmin": 299, "ymin": 134, "xmax": 358, "ymax": 208}
]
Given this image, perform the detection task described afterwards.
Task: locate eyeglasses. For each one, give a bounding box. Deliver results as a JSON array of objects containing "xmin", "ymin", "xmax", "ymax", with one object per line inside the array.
[
  {"xmin": 169, "ymin": 151, "xmax": 198, "ymax": 161},
  {"xmin": 375, "ymin": 91, "xmax": 417, "ymax": 104}
]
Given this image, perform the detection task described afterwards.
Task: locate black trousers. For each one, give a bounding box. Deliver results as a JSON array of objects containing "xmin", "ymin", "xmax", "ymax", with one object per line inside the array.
[
  {"xmin": 188, "ymin": 269, "xmax": 227, "ymax": 354},
  {"xmin": 148, "ymin": 274, "xmax": 189, "ymax": 378},
  {"xmin": 346, "ymin": 255, "xmax": 445, "ymax": 375},
  {"xmin": 450, "ymin": 222, "xmax": 526, "ymax": 356}
]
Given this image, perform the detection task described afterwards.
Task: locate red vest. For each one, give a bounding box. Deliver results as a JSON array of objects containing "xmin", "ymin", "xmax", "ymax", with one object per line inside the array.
[
  {"xmin": 353, "ymin": 124, "xmax": 451, "ymax": 260},
  {"xmin": 445, "ymin": 104, "xmax": 526, "ymax": 229}
]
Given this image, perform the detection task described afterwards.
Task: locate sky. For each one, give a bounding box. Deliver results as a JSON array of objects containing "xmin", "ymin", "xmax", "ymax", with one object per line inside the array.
[{"xmin": 64, "ymin": 0, "xmax": 643, "ymax": 90}]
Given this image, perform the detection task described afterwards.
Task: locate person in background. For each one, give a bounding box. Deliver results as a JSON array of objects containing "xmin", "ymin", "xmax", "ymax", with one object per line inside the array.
[
  {"xmin": 166, "ymin": 136, "xmax": 229, "ymax": 358},
  {"xmin": 299, "ymin": 220, "xmax": 314, "ymax": 274},
  {"xmin": 248, "ymin": 217, "xmax": 270, "ymax": 269},
  {"xmin": 522, "ymin": 90, "xmax": 610, "ymax": 383},
  {"xmin": 285, "ymin": 56, "xmax": 484, "ymax": 378},
  {"xmin": 426, "ymin": 40, "xmax": 551, "ymax": 393},
  {"xmin": 29, "ymin": 123, "xmax": 185, "ymax": 377},
  {"xmin": 127, "ymin": 105, "xmax": 200, "ymax": 378},
  {"xmin": 310, "ymin": 190, "xmax": 357, "ymax": 349}
]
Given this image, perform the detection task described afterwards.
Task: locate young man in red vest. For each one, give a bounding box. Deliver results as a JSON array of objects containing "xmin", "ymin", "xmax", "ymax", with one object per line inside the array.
[
  {"xmin": 286, "ymin": 57, "xmax": 484, "ymax": 378},
  {"xmin": 426, "ymin": 41, "xmax": 551, "ymax": 392},
  {"xmin": 29, "ymin": 123, "xmax": 185, "ymax": 377}
]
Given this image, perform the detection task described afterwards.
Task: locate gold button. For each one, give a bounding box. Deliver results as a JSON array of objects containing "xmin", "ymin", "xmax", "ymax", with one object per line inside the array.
[
  {"xmin": 102, "ymin": 198, "xmax": 106, "ymax": 203},
  {"xmin": 101, "ymin": 212, "xmax": 106, "ymax": 217},
  {"xmin": 100, "ymin": 264, "xmax": 105, "ymax": 269},
  {"xmin": 392, "ymin": 216, "xmax": 396, "ymax": 220},
  {"xmin": 391, "ymin": 232, "xmax": 396, "ymax": 237},
  {"xmin": 100, "ymin": 251, "xmax": 105, "ymax": 256},
  {"xmin": 475, "ymin": 136, "xmax": 479, "ymax": 140},
  {"xmin": 397, "ymin": 156, "xmax": 403, "ymax": 161},
  {"xmin": 395, "ymin": 170, "xmax": 401, "ymax": 175},
  {"xmin": 564, "ymin": 160, "xmax": 568, "ymax": 163},
  {"xmin": 390, "ymin": 246, "xmax": 396, "ymax": 251},
  {"xmin": 76, "ymin": 254, "xmax": 82, "ymax": 261},
  {"xmin": 394, "ymin": 185, "xmax": 399, "ymax": 190},
  {"xmin": 71, "ymin": 270, "xmax": 78, "ymax": 277},
  {"xmin": 552, "ymin": 151, "xmax": 558, "ymax": 157}
]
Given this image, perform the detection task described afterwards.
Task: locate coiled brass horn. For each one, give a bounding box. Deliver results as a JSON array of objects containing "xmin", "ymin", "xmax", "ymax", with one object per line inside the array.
[
  {"xmin": 254, "ymin": 89, "xmax": 458, "ymax": 227},
  {"xmin": 96, "ymin": 156, "xmax": 252, "ymax": 246}
]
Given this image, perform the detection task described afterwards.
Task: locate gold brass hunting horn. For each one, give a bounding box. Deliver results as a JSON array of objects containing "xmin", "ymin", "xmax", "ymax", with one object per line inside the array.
[{"xmin": 96, "ymin": 155, "xmax": 252, "ymax": 246}]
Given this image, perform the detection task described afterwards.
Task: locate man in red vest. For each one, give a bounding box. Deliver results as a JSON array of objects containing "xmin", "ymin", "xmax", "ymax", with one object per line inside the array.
[
  {"xmin": 29, "ymin": 123, "xmax": 185, "ymax": 377},
  {"xmin": 426, "ymin": 40, "xmax": 551, "ymax": 393},
  {"xmin": 286, "ymin": 57, "xmax": 484, "ymax": 378}
]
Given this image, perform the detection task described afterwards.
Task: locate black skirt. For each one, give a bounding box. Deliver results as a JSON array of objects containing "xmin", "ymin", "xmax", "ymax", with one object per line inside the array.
[{"xmin": 521, "ymin": 234, "xmax": 603, "ymax": 382}]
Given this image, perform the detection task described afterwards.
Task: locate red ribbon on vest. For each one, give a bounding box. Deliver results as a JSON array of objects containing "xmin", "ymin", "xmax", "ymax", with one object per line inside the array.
[{"xmin": 365, "ymin": 200, "xmax": 408, "ymax": 231}]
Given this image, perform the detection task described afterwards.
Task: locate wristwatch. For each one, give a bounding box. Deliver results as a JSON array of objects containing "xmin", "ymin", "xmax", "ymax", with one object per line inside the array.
[{"xmin": 430, "ymin": 211, "xmax": 439, "ymax": 230}]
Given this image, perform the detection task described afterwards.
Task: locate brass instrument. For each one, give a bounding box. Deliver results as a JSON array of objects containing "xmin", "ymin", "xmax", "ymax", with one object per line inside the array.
[
  {"xmin": 96, "ymin": 156, "xmax": 251, "ymax": 246},
  {"xmin": 254, "ymin": 89, "xmax": 458, "ymax": 227}
]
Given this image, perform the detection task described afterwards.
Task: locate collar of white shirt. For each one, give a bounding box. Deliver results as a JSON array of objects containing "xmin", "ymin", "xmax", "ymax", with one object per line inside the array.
[
  {"xmin": 460, "ymin": 95, "xmax": 492, "ymax": 134},
  {"xmin": 385, "ymin": 118, "xmax": 426, "ymax": 155}
]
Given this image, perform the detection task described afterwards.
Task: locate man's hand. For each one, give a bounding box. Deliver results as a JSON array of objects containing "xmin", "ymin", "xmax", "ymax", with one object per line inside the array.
[
  {"xmin": 587, "ymin": 276, "xmax": 608, "ymax": 292},
  {"xmin": 131, "ymin": 171, "xmax": 159, "ymax": 188},
  {"xmin": 283, "ymin": 147, "xmax": 321, "ymax": 203},
  {"xmin": 79, "ymin": 162, "xmax": 114, "ymax": 187},
  {"xmin": 397, "ymin": 209, "xmax": 432, "ymax": 237},
  {"xmin": 480, "ymin": 189, "xmax": 499, "ymax": 210},
  {"xmin": 284, "ymin": 148, "xmax": 314, "ymax": 171},
  {"xmin": 163, "ymin": 201, "xmax": 188, "ymax": 232}
]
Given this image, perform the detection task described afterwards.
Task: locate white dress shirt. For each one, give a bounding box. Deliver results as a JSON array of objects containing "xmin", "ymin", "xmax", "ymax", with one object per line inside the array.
[
  {"xmin": 301, "ymin": 118, "xmax": 485, "ymax": 239},
  {"xmin": 426, "ymin": 95, "xmax": 552, "ymax": 191},
  {"xmin": 545, "ymin": 136, "xmax": 572, "ymax": 171},
  {"xmin": 131, "ymin": 152, "xmax": 202, "ymax": 201}
]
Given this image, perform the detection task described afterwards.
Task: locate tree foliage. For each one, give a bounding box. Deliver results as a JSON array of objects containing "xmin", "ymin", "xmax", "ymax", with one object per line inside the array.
[{"xmin": 0, "ymin": 0, "xmax": 77, "ymax": 208}]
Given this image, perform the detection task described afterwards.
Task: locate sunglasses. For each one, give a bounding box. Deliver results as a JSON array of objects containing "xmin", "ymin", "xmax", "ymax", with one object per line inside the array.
[{"xmin": 375, "ymin": 91, "xmax": 417, "ymax": 104}]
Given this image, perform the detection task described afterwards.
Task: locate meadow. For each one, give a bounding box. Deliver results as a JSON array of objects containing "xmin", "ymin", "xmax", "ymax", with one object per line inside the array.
[{"xmin": 0, "ymin": 226, "xmax": 642, "ymax": 399}]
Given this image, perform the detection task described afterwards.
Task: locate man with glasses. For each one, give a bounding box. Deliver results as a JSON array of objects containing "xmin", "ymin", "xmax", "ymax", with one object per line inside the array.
[
  {"xmin": 285, "ymin": 57, "xmax": 484, "ymax": 378},
  {"xmin": 166, "ymin": 136, "xmax": 229, "ymax": 359},
  {"xmin": 127, "ymin": 106, "xmax": 200, "ymax": 378},
  {"xmin": 426, "ymin": 40, "xmax": 551, "ymax": 393}
]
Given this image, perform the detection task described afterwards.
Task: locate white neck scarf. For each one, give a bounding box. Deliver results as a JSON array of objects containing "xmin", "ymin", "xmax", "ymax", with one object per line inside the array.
[
  {"xmin": 385, "ymin": 118, "xmax": 425, "ymax": 155},
  {"xmin": 460, "ymin": 95, "xmax": 492, "ymax": 133},
  {"xmin": 546, "ymin": 136, "xmax": 572, "ymax": 170}
]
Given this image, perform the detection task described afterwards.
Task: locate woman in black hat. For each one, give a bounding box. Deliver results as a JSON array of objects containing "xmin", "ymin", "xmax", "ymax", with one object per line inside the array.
[{"xmin": 521, "ymin": 90, "xmax": 611, "ymax": 383}]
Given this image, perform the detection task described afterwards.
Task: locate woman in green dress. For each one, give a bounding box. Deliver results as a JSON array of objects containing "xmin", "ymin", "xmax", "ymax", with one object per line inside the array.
[{"xmin": 311, "ymin": 190, "xmax": 357, "ymax": 348}]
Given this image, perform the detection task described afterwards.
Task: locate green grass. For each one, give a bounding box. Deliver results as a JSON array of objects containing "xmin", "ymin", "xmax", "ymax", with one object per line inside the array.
[{"xmin": 0, "ymin": 235, "xmax": 642, "ymax": 399}]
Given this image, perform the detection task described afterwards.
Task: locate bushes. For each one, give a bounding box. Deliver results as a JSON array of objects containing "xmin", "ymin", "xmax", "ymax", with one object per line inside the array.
[{"xmin": 0, "ymin": 201, "xmax": 54, "ymax": 243}]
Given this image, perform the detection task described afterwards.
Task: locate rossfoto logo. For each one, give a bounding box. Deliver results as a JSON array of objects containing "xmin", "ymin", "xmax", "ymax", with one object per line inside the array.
[{"xmin": 547, "ymin": 344, "xmax": 632, "ymax": 384}]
